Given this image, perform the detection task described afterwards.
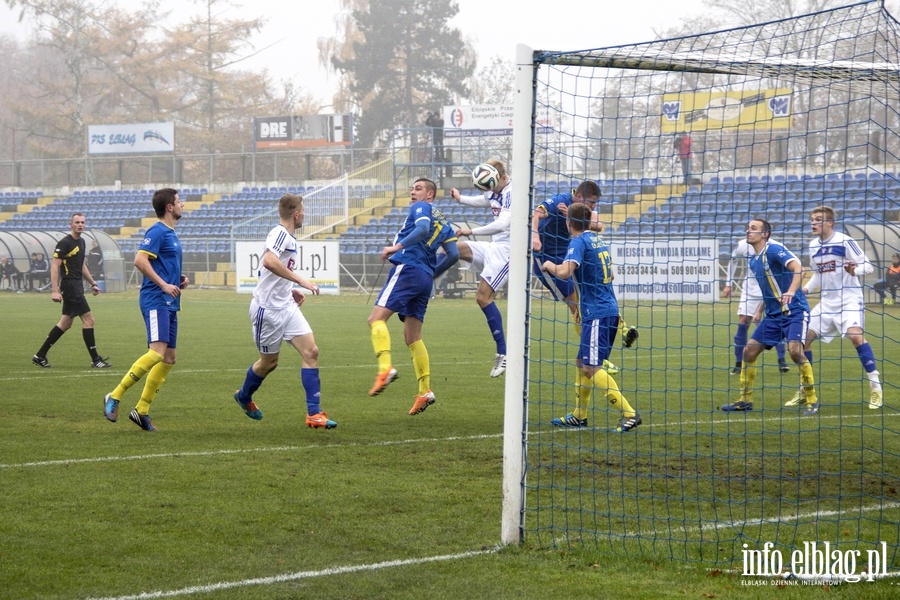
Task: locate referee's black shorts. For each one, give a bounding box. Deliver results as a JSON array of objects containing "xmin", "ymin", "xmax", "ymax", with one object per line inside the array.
[{"xmin": 60, "ymin": 280, "xmax": 91, "ymax": 317}]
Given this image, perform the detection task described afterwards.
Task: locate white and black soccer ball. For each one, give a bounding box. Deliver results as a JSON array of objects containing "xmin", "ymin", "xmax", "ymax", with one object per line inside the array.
[{"xmin": 472, "ymin": 163, "xmax": 500, "ymax": 191}]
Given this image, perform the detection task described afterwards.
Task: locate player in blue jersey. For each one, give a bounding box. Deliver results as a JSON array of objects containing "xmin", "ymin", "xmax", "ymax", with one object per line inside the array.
[
  {"xmin": 103, "ymin": 188, "xmax": 188, "ymax": 431},
  {"xmin": 720, "ymin": 218, "xmax": 818, "ymax": 414},
  {"xmin": 531, "ymin": 180, "xmax": 639, "ymax": 373},
  {"xmin": 367, "ymin": 177, "xmax": 458, "ymax": 415},
  {"xmin": 541, "ymin": 202, "xmax": 641, "ymax": 432}
]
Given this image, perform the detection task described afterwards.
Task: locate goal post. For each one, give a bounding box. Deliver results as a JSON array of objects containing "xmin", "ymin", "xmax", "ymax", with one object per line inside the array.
[
  {"xmin": 500, "ymin": 43, "xmax": 538, "ymax": 546},
  {"xmin": 502, "ymin": 0, "xmax": 900, "ymax": 575}
]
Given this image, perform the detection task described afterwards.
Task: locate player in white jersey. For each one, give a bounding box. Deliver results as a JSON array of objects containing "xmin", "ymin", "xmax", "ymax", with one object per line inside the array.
[
  {"xmin": 786, "ymin": 205, "xmax": 883, "ymax": 409},
  {"xmin": 233, "ymin": 194, "xmax": 337, "ymax": 428},
  {"xmin": 722, "ymin": 238, "xmax": 789, "ymax": 375},
  {"xmin": 450, "ymin": 159, "xmax": 512, "ymax": 377}
]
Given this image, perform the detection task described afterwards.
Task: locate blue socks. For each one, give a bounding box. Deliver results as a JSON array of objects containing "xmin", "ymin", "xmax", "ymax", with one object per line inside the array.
[
  {"xmin": 238, "ymin": 366, "xmax": 265, "ymax": 402},
  {"xmin": 482, "ymin": 302, "xmax": 506, "ymax": 355},
  {"xmin": 776, "ymin": 343, "xmax": 786, "ymax": 362},
  {"xmin": 734, "ymin": 323, "xmax": 749, "ymax": 361},
  {"xmin": 302, "ymin": 368, "xmax": 322, "ymax": 415},
  {"xmin": 856, "ymin": 343, "xmax": 877, "ymax": 373}
]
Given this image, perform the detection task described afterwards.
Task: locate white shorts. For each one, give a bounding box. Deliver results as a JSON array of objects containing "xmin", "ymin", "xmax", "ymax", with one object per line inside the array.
[
  {"xmin": 463, "ymin": 241, "xmax": 510, "ymax": 291},
  {"xmin": 250, "ymin": 298, "xmax": 312, "ymax": 354},
  {"xmin": 738, "ymin": 292, "xmax": 764, "ymax": 319},
  {"xmin": 808, "ymin": 301, "xmax": 865, "ymax": 343}
]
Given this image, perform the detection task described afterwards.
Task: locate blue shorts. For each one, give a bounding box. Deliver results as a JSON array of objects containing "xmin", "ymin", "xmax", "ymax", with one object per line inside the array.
[
  {"xmin": 375, "ymin": 264, "xmax": 432, "ymax": 322},
  {"xmin": 578, "ymin": 315, "xmax": 620, "ymax": 367},
  {"xmin": 532, "ymin": 254, "xmax": 575, "ymax": 301},
  {"xmin": 143, "ymin": 308, "xmax": 178, "ymax": 348},
  {"xmin": 751, "ymin": 310, "xmax": 809, "ymax": 348}
]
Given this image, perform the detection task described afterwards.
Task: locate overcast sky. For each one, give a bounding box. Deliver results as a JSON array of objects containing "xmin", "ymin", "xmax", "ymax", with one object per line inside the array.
[{"xmin": 0, "ymin": 0, "xmax": 712, "ymax": 104}]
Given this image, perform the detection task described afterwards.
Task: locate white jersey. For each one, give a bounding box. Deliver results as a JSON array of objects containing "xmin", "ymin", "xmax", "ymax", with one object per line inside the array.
[
  {"xmin": 457, "ymin": 179, "xmax": 513, "ymax": 244},
  {"xmin": 253, "ymin": 224, "xmax": 297, "ymax": 310},
  {"xmin": 805, "ymin": 231, "xmax": 872, "ymax": 311},
  {"xmin": 726, "ymin": 238, "xmax": 780, "ymax": 299}
]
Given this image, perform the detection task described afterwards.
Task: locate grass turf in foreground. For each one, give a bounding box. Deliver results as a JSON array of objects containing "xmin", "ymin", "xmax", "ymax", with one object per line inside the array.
[{"xmin": 0, "ymin": 289, "xmax": 896, "ymax": 598}]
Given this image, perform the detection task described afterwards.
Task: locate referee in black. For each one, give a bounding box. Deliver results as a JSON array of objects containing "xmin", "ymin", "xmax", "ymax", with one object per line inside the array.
[{"xmin": 32, "ymin": 213, "xmax": 112, "ymax": 369}]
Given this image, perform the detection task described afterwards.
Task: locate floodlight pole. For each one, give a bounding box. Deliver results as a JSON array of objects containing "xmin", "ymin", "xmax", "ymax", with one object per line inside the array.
[{"xmin": 501, "ymin": 43, "xmax": 535, "ymax": 546}]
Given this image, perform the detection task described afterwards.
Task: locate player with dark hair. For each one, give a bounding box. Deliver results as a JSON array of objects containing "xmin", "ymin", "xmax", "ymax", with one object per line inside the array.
[
  {"xmin": 103, "ymin": 188, "xmax": 188, "ymax": 431},
  {"xmin": 450, "ymin": 159, "xmax": 512, "ymax": 377},
  {"xmin": 723, "ymin": 238, "xmax": 789, "ymax": 375},
  {"xmin": 720, "ymin": 218, "xmax": 817, "ymax": 414},
  {"xmin": 541, "ymin": 202, "xmax": 641, "ymax": 432},
  {"xmin": 233, "ymin": 193, "xmax": 336, "ymax": 429},
  {"xmin": 785, "ymin": 205, "xmax": 882, "ymax": 410},
  {"xmin": 31, "ymin": 213, "xmax": 110, "ymax": 369},
  {"xmin": 367, "ymin": 177, "xmax": 458, "ymax": 415},
  {"xmin": 531, "ymin": 179, "xmax": 639, "ymax": 366}
]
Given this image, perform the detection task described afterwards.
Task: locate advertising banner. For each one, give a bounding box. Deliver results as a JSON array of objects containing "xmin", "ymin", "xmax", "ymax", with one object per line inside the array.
[
  {"xmin": 254, "ymin": 114, "xmax": 352, "ymax": 149},
  {"xmin": 87, "ymin": 122, "xmax": 175, "ymax": 154},
  {"xmin": 235, "ymin": 240, "xmax": 340, "ymax": 295},
  {"xmin": 612, "ymin": 238, "xmax": 720, "ymax": 302},
  {"xmin": 661, "ymin": 89, "xmax": 793, "ymax": 132},
  {"xmin": 442, "ymin": 104, "xmax": 552, "ymax": 137}
]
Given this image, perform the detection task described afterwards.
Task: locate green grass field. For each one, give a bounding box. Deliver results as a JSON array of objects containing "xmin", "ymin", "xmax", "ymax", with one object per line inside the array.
[{"xmin": 0, "ymin": 289, "xmax": 897, "ymax": 599}]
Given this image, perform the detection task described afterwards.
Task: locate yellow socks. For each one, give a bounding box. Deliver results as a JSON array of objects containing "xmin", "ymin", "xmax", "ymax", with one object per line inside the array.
[
  {"xmin": 739, "ymin": 360, "xmax": 757, "ymax": 399},
  {"xmin": 572, "ymin": 368, "xmax": 592, "ymax": 420},
  {"xmin": 408, "ymin": 339, "xmax": 430, "ymax": 394},
  {"xmin": 592, "ymin": 368, "xmax": 636, "ymax": 417},
  {"xmin": 370, "ymin": 320, "xmax": 392, "ymax": 372},
  {"xmin": 799, "ymin": 361, "xmax": 817, "ymax": 401},
  {"xmin": 111, "ymin": 350, "xmax": 164, "ymax": 401},
  {"xmin": 135, "ymin": 361, "xmax": 173, "ymax": 415}
]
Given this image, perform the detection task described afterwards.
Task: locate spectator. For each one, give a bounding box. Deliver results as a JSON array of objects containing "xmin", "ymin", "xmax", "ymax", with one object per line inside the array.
[
  {"xmin": 874, "ymin": 253, "xmax": 900, "ymax": 305},
  {"xmin": 0, "ymin": 256, "xmax": 23, "ymax": 291},
  {"xmin": 674, "ymin": 132, "xmax": 693, "ymax": 185},
  {"xmin": 87, "ymin": 238, "xmax": 104, "ymax": 283},
  {"xmin": 28, "ymin": 252, "xmax": 50, "ymax": 291},
  {"xmin": 425, "ymin": 111, "xmax": 444, "ymax": 161}
]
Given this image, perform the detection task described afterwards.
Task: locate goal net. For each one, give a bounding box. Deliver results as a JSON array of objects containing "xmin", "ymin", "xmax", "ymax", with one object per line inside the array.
[{"xmin": 503, "ymin": 0, "xmax": 900, "ymax": 576}]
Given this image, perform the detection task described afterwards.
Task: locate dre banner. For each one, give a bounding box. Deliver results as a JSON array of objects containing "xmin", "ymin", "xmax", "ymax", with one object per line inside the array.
[{"xmin": 254, "ymin": 115, "xmax": 353, "ymax": 149}]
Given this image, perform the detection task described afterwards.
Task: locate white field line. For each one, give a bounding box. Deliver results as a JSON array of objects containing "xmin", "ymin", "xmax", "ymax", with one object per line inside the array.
[
  {"xmin": 83, "ymin": 548, "xmax": 500, "ymax": 600},
  {"xmin": 0, "ymin": 434, "xmax": 501, "ymax": 469},
  {"xmin": 0, "ymin": 360, "xmax": 489, "ymax": 382},
  {"xmin": 3, "ymin": 411, "xmax": 898, "ymax": 469}
]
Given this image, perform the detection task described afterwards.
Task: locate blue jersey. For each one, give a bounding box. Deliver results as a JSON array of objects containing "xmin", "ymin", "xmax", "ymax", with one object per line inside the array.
[
  {"xmin": 138, "ymin": 221, "xmax": 183, "ymax": 312},
  {"xmin": 748, "ymin": 241, "xmax": 809, "ymax": 318},
  {"xmin": 565, "ymin": 231, "xmax": 618, "ymax": 321},
  {"xmin": 390, "ymin": 202, "xmax": 454, "ymax": 276},
  {"xmin": 536, "ymin": 192, "xmax": 574, "ymax": 258}
]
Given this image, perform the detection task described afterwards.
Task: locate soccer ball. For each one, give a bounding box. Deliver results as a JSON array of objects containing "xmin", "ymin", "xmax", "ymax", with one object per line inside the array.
[{"xmin": 472, "ymin": 163, "xmax": 500, "ymax": 191}]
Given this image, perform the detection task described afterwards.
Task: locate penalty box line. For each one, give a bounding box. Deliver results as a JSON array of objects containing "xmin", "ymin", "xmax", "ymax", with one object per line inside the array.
[{"xmin": 84, "ymin": 548, "xmax": 500, "ymax": 600}]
